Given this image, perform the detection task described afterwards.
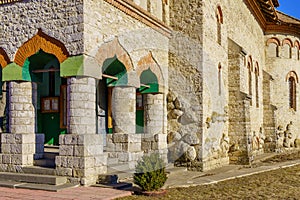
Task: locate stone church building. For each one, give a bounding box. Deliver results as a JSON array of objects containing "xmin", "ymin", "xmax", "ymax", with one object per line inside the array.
[{"xmin": 0, "ymin": 0, "xmax": 300, "ymax": 185}]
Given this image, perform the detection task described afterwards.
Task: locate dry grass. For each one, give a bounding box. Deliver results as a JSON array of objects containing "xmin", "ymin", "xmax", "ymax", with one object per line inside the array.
[{"xmin": 117, "ymin": 152, "xmax": 300, "ymax": 200}]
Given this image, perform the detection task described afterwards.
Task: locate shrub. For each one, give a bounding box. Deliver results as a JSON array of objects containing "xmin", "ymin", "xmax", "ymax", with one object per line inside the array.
[{"xmin": 134, "ymin": 153, "xmax": 168, "ymax": 191}]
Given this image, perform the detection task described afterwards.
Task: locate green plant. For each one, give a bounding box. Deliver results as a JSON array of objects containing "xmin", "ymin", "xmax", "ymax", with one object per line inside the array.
[{"xmin": 134, "ymin": 153, "xmax": 168, "ymax": 191}]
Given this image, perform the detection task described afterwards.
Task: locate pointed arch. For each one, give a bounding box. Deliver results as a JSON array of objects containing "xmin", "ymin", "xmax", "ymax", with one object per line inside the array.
[
  {"xmin": 136, "ymin": 52, "xmax": 164, "ymax": 86},
  {"xmin": 0, "ymin": 48, "xmax": 10, "ymax": 68},
  {"xmin": 14, "ymin": 29, "xmax": 69, "ymax": 67},
  {"xmin": 95, "ymin": 38, "xmax": 133, "ymax": 72}
]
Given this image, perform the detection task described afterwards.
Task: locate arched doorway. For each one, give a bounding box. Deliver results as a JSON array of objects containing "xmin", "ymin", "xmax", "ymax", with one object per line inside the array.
[
  {"xmin": 25, "ymin": 50, "xmax": 67, "ymax": 145},
  {"xmin": 137, "ymin": 68, "xmax": 159, "ymax": 134},
  {"xmin": 97, "ymin": 56, "xmax": 128, "ymax": 144}
]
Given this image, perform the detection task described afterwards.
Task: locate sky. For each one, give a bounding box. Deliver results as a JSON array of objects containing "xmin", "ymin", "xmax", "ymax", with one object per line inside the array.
[{"xmin": 277, "ymin": 0, "xmax": 300, "ymax": 19}]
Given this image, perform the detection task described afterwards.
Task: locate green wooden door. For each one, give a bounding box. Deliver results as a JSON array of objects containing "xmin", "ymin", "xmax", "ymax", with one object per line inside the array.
[
  {"xmin": 136, "ymin": 110, "xmax": 144, "ymax": 133},
  {"xmin": 41, "ymin": 113, "xmax": 61, "ymax": 145}
]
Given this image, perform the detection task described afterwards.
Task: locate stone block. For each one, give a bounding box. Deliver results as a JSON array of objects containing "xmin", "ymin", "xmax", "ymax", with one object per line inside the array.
[
  {"xmin": 129, "ymin": 134, "xmax": 142, "ymax": 143},
  {"xmin": 55, "ymin": 156, "xmax": 62, "ymax": 167},
  {"xmin": 128, "ymin": 139, "xmax": 141, "ymax": 152},
  {"xmin": 1, "ymin": 134, "xmax": 7, "ymax": 144},
  {"xmin": 2, "ymin": 154, "xmax": 11, "ymax": 164},
  {"xmin": 0, "ymin": 164, "xmax": 8, "ymax": 172},
  {"xmin": 95, "ymin": 154, "xmax": 108, "ymax": 167},
  {"xmin": 61, "ymin": 157, "xmax": 68, "ymax": 168},
  {"xmin": 59, "ymin": 145, "xmax": 74, "ymax": 156},
  {"xmin": 113, "ymin": 133, "xmax": 128, "ymax": 143},
  {"xmin": 6, "ymin": 134, "xmax": 15, "ymax": 144},
  {"xmin": 56, "ymin": 167, "xmax": 72, "ymax": 176},
  {"xmin": 1, "ymin": 144, "xmax": 11, "ymax": 154},
  {"xmin": 63, "ymin": 134, "xmax": 78, "ymax": 145},
  {"xmin": 118, "ymin": 152, "xmax": 129, "ymax": 162}
]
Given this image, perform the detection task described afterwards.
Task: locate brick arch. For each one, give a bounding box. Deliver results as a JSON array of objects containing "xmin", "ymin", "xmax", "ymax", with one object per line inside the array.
[
  {"xmin": 247, "ymin": 55, "xmax": 253, "ymax": 71},
  {"xmin": 0, "ymin": 47, "xmax": 10, "ymax": 68},
  {"xmin": 216, "ymin": 5, "xmax": 223, "ymax": 24},
  {"xmin": 14, "ymin": 29, "xmax": 69, "ymax": 67},
  {"xmin": 294, "ymin": 40, "xmax": 300, "ymax": 50},
  {"xmin": 286, "ymin": 71, "xmax": 299, "ymax": 83},
  {"xmin": 95, "ymin": 38, "xmax": 133, "ymax": 72},
  {"xmin": 282, "ymin": 38, "xmax": 293, "ymax": 47},
  {"xmin": 137, "ymin": 52, "xmax": 164, "ymax": 86},
  {"xmin": 266, "ymin": 37, "xmax": 280, "ymax": 46}
]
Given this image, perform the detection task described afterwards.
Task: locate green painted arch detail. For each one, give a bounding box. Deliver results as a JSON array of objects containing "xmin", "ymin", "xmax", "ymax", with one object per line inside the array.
[
  {"xmin": 2, "ymin": 53, "xmax": 83, "ymax": 82},
  {"xmin": 139, "ymin": 68, "xmax": 159, "ymax": 94},
  {"xmin": 103, "ymin": 56, "xmax": 128, "ymax": 87},
  {"xmin": 2, "ymin": 62, "xmax": 23, "ymax": 81},
  {"xmin": 60, "ymin": 55, "xmax": 83, "ymax": 77}
]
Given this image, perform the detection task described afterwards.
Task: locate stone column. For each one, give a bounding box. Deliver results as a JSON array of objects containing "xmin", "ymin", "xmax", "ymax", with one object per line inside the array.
[
  {"xmin": 55, "ymin": 77, "xmax": 107, "ymax": 185},
  {"xmin": 112, "ymin": 86, "xmax": 136, "ymax": 134},
  {"xmin": 106, "ymin": 86, "xmax": 142, "ymax": 169},
  {"xmin": 142, "ymin": 93, "xmax": 167, "ymax": 162},
  {"xmin": 0, "ymin": 81, "xmax": 35, "ymax": 171}
]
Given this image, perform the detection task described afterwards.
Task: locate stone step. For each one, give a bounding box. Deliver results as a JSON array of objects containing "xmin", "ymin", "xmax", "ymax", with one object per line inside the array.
[
  {"xmin": 43, "ymin": 152, "xmax": 58, "ymax": 160},
  {"xmin": 20, "ymin": 166, "xmax": 57, "ymax": 176},
  {"xmin": 0, "ymin": 179, "xmax": 79, "ymax": 191},
  {"xmin": 16, "ymin": 182, "xmax": 79, "ymax": 192},
  {"xmin": 34, "ymin": 159, "xmax": 56, "ymax": 168},
  {"xmin": 0, "ymin": 172, "xmax": 66, "ymax": 185},
  {"xmin": 92, "ymin": 182, "xmax": 133, "ymax": 190},
  {"xmin": 44, "ymin": 145, "xmax": 59, "ymax": 153}
]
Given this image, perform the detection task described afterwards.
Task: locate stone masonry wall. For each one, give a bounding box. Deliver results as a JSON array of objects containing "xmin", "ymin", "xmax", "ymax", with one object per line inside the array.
[
  {"xmin": 201, "ymin": 0, "xmax": 230, "ymax": 169},
  {"xmin": 265, "ymin": 34, "xmax": 300, "ymax": 150},
  {"xmin": 83, "ymin": 0, "xmax": 169, "ymax": 84},
  {"xmin": 0, "ymin": 0, "xmax": 83, "ymax": 60},
  {"xmin": 56, "ymin": 77, "xmax": 107, "ymax": 185},
  {"xmin": 168, "ymin": 0, "xmax": 204, "ymax": 169},
  {"xmin": 0, "ymin": 82, "xmax": 35, "ymax": 170}
]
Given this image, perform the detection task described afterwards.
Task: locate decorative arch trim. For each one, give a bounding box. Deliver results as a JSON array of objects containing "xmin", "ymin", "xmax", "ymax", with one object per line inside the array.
[
  {"xmin": 216, "ymin": 5, "xmax": 223, "ymax": 24},
  {"xmin": 137, "ymin": 52, "xmax": 164, "ymax": 86},
  {"xmin": 254, "ymin": 62, "xmax": 259, "ymax": 76},
  {"xmin": 14, "ymin": 29, "xmax": 69, "ymax": 67},
  {"xmin": 95, "ymin": 38, "xmax": 133, "ymax": 72},
  {"xmin": 247, "ymin": 55, "xmax": 253, "ymax": 71},
  {"xmin": 0, "ymin": 48, "xmax": 10, "ymax": 68},
  {"xmin": 286, "ymin": 71, "xmax": 299, "ymax": 83},
  {"xmin": 282, "ymin": 38, "xmax": 293, "ymax": 47},
  {"xmin": 294, "ymin": 40, "xmax": 300, "ymax": 50},
  {"xmin": 266, "ymin": 37, "xmax": 280, "ymax": 46}
]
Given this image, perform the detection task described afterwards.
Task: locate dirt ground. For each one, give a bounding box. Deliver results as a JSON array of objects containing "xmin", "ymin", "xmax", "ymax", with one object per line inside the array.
[{"xmin": 117, "ymin": 151, "xmax": 300, "ymax": 200}]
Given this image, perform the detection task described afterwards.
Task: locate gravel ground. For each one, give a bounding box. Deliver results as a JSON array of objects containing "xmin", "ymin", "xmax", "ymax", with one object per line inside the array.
[{"xmin": 117, "ymin": 151, "xmax": 300, "ymax": 200}]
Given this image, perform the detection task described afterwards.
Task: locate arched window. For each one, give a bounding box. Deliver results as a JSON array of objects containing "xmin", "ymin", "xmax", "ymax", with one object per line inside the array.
[
  {"xmin": 216, "ymin": 6, "xmax": 223, "ymax": 45},
  {"xmin": 247, "ymin": 60, "xmax": 252, "ymax": 106},
  {"xmin": 286, "ymin": 71, "xmax": 298, "ymax": 111},
  {"xmin": 255, "ymin": 66, "xmax": 259, "ymax": 108},
  {"xmin": 289, "ymin": 77, "xmax": 296, "ymax": 110},
  {"xmin": 218, "ymin": 63, "xmax": 222, "ymax": 95},
  {"xmin": 267, "ymin": 38, "xmax": 280, "ymax": 57},
  {"xmin": 283, "ymin": 38, "xmax": 293, "ymax": 59}
]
